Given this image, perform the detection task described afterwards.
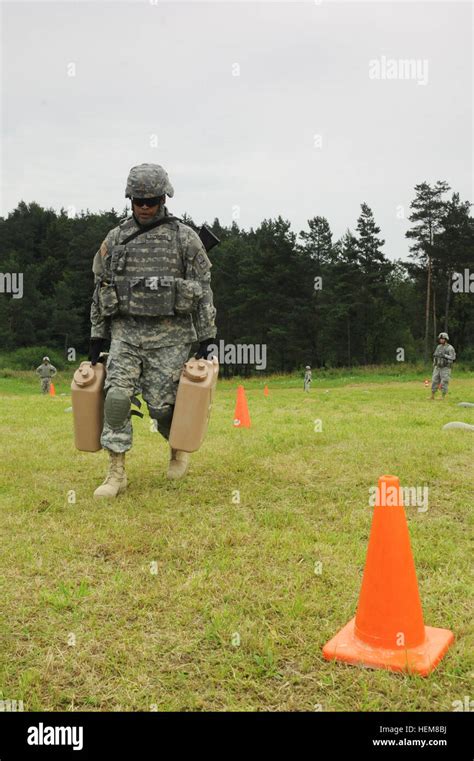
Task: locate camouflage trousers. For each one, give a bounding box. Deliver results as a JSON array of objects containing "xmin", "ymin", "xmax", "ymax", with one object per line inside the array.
[
  {"xmin": 101, "ymin": 339, "xmax": 192, "ymax": 453},
  {"xmin": 41, "ymin": 378, "xmax": 51, "ymax": 394},
  {"xmin": 431, "ymin": 366, "xmax": 451, "ymax": 395},
  {"xmin": 304, "ymin": 380, "xmax": 311, "ymax": 392}
]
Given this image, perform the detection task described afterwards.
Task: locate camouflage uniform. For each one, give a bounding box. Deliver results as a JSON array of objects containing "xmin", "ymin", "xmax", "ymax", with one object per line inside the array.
[
  {"xmin": 304, "ymin": 367, "xmax": 312, "ymax": 392},
  {"xmin": 91, "ymin": 178, "xmax": 216, "ymax": 454},
  {"xmin": 36, "ymin": 361, "xmax": 57, "ymax": 393},
  {"xmin": 431, "ymin": 342, "xmax": 456, "ymax": 396}
]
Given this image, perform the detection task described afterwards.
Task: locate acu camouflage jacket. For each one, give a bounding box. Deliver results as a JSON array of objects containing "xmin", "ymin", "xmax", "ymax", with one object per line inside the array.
[{"xmin": 90, "ymin": 209, "xmax": 217, "ymax": 349}]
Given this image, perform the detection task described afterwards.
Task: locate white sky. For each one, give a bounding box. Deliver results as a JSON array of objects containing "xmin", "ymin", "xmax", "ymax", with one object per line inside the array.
[{"xmin": 1, "ymin": 0, "xmax": 472, "ymax": 259}]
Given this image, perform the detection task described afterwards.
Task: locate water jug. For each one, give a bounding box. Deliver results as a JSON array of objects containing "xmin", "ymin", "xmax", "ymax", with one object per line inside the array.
[
  {"xmin": 169, "ymin": 356, "xmax": 219, "ymax": 452},
  {"xmin": 71, "ymin": 361, "xmax": 106, "ymax": 452}
]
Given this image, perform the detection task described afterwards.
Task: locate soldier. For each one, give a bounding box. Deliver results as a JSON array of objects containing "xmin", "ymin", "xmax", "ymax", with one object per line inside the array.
[
  {"xmin": 304, "ymin": 365, "xmax": 312, "ymax": 392},
  {"xmin": 36, "ymin": 356, "xmax": 57, "ymax": 394},
  {"xmin": 431, "ymin": 332, "xmax": 456, "ymax": 400},
  {"xmin": 89, "ymin": 163, "xmax": 217, "ymax": 498}
]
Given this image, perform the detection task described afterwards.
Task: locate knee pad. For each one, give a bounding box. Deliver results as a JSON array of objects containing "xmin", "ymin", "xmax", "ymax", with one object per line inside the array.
[{"xmin": 105, "ymin": 388, "xmax": 131, "ymax": 430}]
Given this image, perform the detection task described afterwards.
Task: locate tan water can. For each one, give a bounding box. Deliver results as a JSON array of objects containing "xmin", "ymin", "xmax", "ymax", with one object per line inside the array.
[
  {"xmin": 169, "ymin": 356, "xmax": 219, "ymax": 453},
  {"xmin": 71, "ymin": 361, "xmax": 106, "ymax": 452}
]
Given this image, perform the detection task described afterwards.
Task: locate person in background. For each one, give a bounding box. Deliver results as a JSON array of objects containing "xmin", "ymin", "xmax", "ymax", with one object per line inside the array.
[
  {"xmin": 431, "ymin": 332, "xmax": 456, "ymax": 400},
  {"xmin": 36, "ymin": 356, "xmax": 57, "ymax": 394}
]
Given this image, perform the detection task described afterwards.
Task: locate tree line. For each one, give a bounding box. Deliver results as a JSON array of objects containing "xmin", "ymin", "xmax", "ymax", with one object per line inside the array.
[{"xmin": 0, "ymin": 181, "xmax": 472, "ymax": 373}]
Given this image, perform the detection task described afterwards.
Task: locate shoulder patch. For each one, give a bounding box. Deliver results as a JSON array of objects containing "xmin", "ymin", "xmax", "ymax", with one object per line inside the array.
[
  {"xmin": 194, "ymin": 249, "xmax": 212, "ymax": 275},
  {"xmin": 100, "ymin": 241, "xmax": 108, "ymax": 258}
]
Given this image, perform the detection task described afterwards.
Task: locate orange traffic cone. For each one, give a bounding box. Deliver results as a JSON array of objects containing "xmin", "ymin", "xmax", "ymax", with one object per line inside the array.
[
  {"xmin": 424, "ymin": 379, "xmax": 430, "ymax": 387},
  {"xmin": 264, "ymin": 385, "xmax": 269, "ymax": 397},
  {"xmin": 233, "ymin": 385, "xmax": 251, "ymax": 428},
  {"xmin": 49, "ymin": 382, "xmax": 56, "ymax": 397},
  {"xmin": 323, "ymin": 474, "xmax": 454, "ymax": 675}
]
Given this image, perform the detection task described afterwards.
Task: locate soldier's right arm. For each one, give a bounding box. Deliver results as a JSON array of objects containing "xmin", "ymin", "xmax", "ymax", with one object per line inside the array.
[{"xmin": 90, "ymin": 233, "xmax": 115, "ymax": 340}]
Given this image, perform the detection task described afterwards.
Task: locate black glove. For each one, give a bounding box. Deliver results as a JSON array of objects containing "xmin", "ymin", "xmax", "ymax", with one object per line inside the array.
[
  {"xmin": 194, "ymin": 338, "xmax": 215, "ymax": 360},
  {"xmin": 88, "ymin": 337, "xmax": 107, "ymax": 366}
]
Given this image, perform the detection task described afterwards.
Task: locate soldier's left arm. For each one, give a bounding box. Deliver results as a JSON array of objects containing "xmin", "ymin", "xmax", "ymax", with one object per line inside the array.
[
  {"xmin": 181, "ymin": 226, "xmax": 217, "ymax": 341},
  {"xmin": 51, "ymin": 365, "xmax": 57, "ymax": 376},
  {"xmin": 446, "ymin": 345, "xmax": 456, "ymax": 362}
]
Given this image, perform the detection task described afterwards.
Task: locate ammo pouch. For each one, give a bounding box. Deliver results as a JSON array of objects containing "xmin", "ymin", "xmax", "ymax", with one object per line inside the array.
[
  {"xmin": 98, "ymin": 243, "xmax": 127, "ymax": 317},
  {"xmin": 98, "ymin": 282, "xmax": 120, "ymax": 317},
  {"xmin": 174, "ymin": 278, "xmax": 203, "ymax": 315}
]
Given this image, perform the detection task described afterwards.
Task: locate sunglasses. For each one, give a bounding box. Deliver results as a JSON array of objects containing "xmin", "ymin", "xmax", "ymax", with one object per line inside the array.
[{"xmin": 132, "ymin": 197, "xmax": 161, "ymax": 208}]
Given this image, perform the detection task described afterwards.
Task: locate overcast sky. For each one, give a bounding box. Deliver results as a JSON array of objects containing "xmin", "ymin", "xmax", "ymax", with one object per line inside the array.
[{"xmin": 1, "ymin": 1, "xmax": 472, "ymax": 259}]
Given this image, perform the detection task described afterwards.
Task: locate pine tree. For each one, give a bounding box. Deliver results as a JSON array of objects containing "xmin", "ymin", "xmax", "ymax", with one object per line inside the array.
[
  {"xmin": 298, "ymin": 217, "xmax": 334, "ymax": 366},
  {"xmin": 406, "ymin": 181, "xmax": 450, "ymax": 360},
  {"xmin": 431, "ymin": 192, "xmax": 472, "ymax": 332},
  {"xmin": 355, "ymin": 203, "xmax": 392, "ymax": 363}
]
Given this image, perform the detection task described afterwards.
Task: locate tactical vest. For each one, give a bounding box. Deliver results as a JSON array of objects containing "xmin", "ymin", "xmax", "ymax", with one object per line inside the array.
[
  {"xmin": 99, "ymin": 220, "xmax": 202, "ymax": 318},
  {"xmin": 433, "ymin": 345, "xmax": 454, "ymax": 368}
]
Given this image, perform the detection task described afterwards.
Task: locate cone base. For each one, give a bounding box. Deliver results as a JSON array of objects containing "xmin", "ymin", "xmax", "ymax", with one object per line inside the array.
[{"xmin": 322, "ymin": 617, "xmax": 454, "ymax": 676}]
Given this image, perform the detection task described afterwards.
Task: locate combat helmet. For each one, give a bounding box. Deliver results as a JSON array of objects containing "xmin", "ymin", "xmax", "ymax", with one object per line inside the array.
[
  {"xmin": 125, "ymin": 163, "xmax": 174, "ymax": 199},
  {"xmin": 438, "ymin": 332, "xmax": 449, "ymax": 340}
]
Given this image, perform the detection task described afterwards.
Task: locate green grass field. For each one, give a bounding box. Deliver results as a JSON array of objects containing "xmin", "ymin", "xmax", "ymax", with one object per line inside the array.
[{"xmin": 0, "ymin": 369, "xmax": 472, "ymax": 711}]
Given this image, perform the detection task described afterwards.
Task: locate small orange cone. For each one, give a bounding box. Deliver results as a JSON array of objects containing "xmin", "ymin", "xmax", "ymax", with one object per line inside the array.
[
  {"xmin": 424, "ymin": 379, "xmax": 430, "ymax": 387},
  {"xmin": 49, "ymin": 382, "xmax": 56, "ymax": 397},
  {"xmin": 323, "ymin": 475, "xmax": 454, "ymax": 675},
  {"xmin": 233, "ymin": 385, "xmax": 251, "ymax": 428},
  {"xmin": 263, "ymin": 385, "xmax": 269, "ymax": 397}
]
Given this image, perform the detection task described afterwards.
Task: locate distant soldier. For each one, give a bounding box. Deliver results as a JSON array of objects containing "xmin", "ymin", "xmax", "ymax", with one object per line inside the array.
[
  {"xmin": 304, "ymin": 365, "xmax": 312, "ymax": 392},
  {"xmin": 36, "ymin": 356, "xmax": 57, "ymax": 394},
  {"xmin": 431, "ymin": 333, "xmax": 456, "ymax": 400}
]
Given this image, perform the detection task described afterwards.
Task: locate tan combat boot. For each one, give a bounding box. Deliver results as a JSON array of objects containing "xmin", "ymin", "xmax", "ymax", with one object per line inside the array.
[
  {"xmin": 167, "ymin": 446, "xmax": 190, "ymax": 480},
  {"xmin": 94, "ymin": 451, "xmax": 127, "ymax": 498}
]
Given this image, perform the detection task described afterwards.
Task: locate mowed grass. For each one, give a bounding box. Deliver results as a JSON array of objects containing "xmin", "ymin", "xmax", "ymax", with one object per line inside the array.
[{"xmin": 0, "ymin": 370, "xmax": 473, "ymax": 712}]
